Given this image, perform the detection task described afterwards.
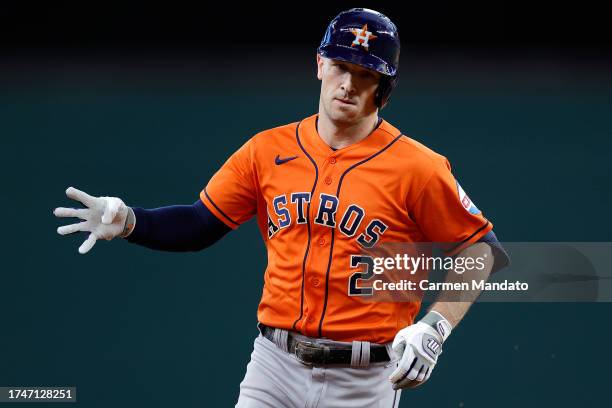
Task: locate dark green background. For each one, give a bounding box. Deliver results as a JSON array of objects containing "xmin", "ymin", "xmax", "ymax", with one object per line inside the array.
[{"xmin": 1, "ymin": 55, "xmax": 611, "ymax": 407}]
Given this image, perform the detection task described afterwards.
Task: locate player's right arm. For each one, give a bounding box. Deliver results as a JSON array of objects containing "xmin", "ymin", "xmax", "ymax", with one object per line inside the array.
[
  {"xmin": 54, "ymin": 187, "xmax": 231, "ymax": 254},
  {"xmin": 54, "ymin": 137, "xmax": 258, "ymax": 254}
]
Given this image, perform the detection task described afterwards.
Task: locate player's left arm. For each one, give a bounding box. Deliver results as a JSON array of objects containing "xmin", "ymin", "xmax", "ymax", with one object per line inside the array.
[{"xmin": 390, "ymin": 156, "xmax": 510, "ymax": 390}]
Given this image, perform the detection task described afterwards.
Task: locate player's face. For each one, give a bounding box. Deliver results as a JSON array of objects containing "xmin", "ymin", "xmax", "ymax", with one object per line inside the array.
[{"xmin": 317, "ymin": 55, "xmax": 381, "ymax": 124}]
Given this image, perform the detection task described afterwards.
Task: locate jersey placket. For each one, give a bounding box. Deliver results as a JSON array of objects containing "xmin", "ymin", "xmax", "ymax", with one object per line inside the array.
[{"xmin": 301, "ymin": 152, "xmax": 341, "ymax": 337}]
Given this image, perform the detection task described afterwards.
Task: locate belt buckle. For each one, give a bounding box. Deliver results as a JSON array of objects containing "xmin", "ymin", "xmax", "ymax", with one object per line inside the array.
[{"xmin": 295, "ymin": 341, "xmax": 327, "ymax": 366}]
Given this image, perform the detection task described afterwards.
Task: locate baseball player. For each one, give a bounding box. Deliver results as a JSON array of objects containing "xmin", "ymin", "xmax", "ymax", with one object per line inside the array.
[{"xmin": 54, "ymin": 8, "xmax": 508, "ymax": 407}]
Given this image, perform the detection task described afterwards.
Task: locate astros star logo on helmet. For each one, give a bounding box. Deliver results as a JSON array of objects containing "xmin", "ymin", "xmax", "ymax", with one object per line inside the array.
[{"xmin": 350, "ymin": 24, "xmax": 377, "ymax": 51}]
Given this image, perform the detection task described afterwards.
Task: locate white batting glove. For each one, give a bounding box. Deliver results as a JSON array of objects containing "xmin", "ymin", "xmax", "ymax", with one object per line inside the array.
[
  {"xmin": 54, "ymin": 187, "xmax": 134, "ymax": 254},
  {"xmin": 389, "ymin": 311, "xmax": 452, "ymax": 390}
]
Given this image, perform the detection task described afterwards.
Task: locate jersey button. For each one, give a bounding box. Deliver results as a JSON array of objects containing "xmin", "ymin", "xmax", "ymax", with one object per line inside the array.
[
  {"xmin": 318, "ymin": 238, "xmax": 326, "ymax": 246},
  {"xmin": 311, "ymin": 277, "xmax": 320, "ymax": 287},
  {"xmin": 324, "ymin": 176, "xmax": 332, "ymax": 185},
  {"xmin": 329, "ymin": 157, "xmax": 337, "ymax": 164}
]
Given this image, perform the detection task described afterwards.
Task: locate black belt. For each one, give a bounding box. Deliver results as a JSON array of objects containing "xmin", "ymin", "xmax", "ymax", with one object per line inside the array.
[{"xmin": 260, "ymin": 324, "xmax": 390, "ymax": 366}]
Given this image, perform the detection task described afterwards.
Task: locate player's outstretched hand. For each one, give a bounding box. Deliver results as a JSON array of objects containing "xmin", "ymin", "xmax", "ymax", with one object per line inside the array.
[
  {"xmin": 54, "ymin": 187, "xmax": 131, "ymax": 254},
  {"xmin": 389, "ymin": 312, "xmax": 451, "ymax": 390}
]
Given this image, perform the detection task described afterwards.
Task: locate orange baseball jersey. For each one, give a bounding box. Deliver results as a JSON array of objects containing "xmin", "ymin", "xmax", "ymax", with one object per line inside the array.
[{"xmin": 200, "ymin": 114, "xmax": 493, "ymax": 344}]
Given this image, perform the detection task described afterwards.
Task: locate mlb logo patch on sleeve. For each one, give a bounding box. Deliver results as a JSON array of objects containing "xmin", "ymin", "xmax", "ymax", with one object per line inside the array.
[{"xmin": 456, "ymin": 180, "xmax": 481, "ymax": 215}]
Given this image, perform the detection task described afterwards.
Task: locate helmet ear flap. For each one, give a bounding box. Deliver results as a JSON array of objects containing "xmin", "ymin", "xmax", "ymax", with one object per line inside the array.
[{"xmin": 375, "ymin": 74, "xmax": 399, "ymax": 109}]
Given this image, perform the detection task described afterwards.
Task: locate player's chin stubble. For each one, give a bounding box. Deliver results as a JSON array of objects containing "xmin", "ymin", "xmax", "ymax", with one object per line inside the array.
[{"xmin": 321, "ymin": 96, "xmax": 359, "ymax": 125}]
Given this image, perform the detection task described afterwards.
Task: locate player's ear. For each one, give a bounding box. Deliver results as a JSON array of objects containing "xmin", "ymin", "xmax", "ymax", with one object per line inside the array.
[{"xmin": 316, "ymin": 54, "xmax": 324, "ymax": 80}]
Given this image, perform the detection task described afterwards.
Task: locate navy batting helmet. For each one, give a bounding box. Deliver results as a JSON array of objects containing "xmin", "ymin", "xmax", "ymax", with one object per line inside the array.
[{"xmin": 318, "ymin": 8, "xmax": 400, "ymax": 108}]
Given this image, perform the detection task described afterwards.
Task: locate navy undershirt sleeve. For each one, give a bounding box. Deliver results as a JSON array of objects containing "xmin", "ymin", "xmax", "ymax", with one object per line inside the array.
[
  {"xmin": 125, "ymin": 200, "xmax": 231, "ymax": 252},
  {"xmin": 477, "ymin": 230, "xmax": 510, "ymax": 273}
]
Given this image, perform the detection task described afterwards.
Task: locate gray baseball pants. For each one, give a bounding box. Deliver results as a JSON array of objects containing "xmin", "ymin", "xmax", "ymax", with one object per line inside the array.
[{"xmin": 235, "ymin": 330, "xmax": 402, "ymax": 408}]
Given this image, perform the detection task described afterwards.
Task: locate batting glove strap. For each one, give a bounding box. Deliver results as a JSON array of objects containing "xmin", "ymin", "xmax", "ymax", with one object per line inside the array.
[
  {"xmin": 420, "ymin": 311, "xmax": 452, "ymax": 342},
  {"xmin": 120, "ymin": 207, "xmax": 136, "ymax": 238}
]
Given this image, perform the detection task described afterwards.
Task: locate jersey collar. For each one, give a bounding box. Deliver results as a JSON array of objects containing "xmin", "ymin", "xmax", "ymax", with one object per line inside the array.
[{"xmin": 297, "ymin": 114, "xmax": 401, "ymax": 161}]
